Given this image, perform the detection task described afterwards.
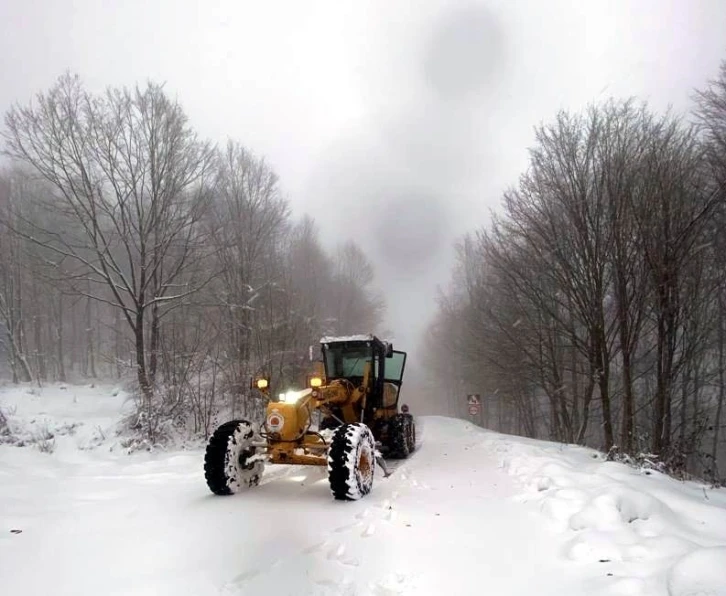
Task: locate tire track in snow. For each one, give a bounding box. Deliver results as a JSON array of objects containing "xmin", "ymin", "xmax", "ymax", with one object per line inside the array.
[
  {"xmin": 219, "ymin": 456, "xmax": 419, "ymax": 595},
  {"xmin": 291, "ymin": 460, "xmax": 418, "ymax": 595}
]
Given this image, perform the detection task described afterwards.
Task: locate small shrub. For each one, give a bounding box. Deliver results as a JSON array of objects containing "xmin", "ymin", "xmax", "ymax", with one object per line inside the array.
[
  {"xmin": 0, "ymin": 407, "xmax": 18, "ymax": 446},
  {"xmin": 33, "ymin": 425, "xmax": 56, "ymax": 454},
  {"xmin": 36, "ymin": 436, "xmax": 56, "ymax": 453},
  {"xmin": 0, "ymin": 407, "xmax": 9, "ymax": 435}
]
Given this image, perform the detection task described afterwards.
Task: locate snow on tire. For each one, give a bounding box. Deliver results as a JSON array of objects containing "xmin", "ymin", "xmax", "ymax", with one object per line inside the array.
[
  {"xmin": 204, "ymin": 420, "xmax": 265, "ymax": 495},
  {"xmin": 327, "ymin": 423, "xmax": 375, "ymax": 501}
]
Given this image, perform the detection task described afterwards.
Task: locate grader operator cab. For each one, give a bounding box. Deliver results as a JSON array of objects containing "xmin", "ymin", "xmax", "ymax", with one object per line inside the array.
[{"xmin": 203, "ymin": 335, "xmax": 415, "ymax": 501}]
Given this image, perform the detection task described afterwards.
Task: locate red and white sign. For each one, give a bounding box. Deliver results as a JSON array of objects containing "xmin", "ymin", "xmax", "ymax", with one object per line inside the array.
[{"xmin": 468, "ymin": 404, "xmax": 479, "ymax": 416}]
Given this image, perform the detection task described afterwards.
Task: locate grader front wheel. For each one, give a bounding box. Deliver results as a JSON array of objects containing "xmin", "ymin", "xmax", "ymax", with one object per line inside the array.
[
  {"xmin": 327, "ymin": 423, "xmax": 375, "ymax": 500},
  {"xmin": 204, "ymin": 420, "xmax": 265, "ymax": 495}
]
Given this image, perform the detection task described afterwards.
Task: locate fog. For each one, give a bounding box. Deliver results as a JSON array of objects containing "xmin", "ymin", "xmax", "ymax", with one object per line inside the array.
[{"xmin": 2, "ymin": 0, "xmax": 725, "ymax": 365}]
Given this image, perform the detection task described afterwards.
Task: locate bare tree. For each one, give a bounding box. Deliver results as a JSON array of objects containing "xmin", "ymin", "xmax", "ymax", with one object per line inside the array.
[
  {"xmin": 0, "ymin": 172, "xmax": 32, "ymax": 382},
  {"xmin": 0, "ymin": 74, "xmax": 388, "ymax": 448},
  {"xmin": 425, "ymin": 95, "xmax": 723, "ymax": 479},
  {"xmin": 695, "ymin": 59, "xmax": 726, "ymax": 476},
  {"xmin": 328, "ymin": 240, "xmax": 385, "ymax": 335},
  {"xmin": 3, "ymin": 74, "xmax": 216, "ymax": 421},
  {"xmin": 206, "ymin": 140, "xmax": 289, "ymax": 403},
  {"xmin": 630, "ymin": 115, "xmax": 715, "ymax": 455}
]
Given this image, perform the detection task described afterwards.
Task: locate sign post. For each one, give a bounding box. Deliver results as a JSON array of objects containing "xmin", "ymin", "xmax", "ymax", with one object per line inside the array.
[{"xmin": 467, "ymin": 394, "xmax": 481, "ymax": 425}]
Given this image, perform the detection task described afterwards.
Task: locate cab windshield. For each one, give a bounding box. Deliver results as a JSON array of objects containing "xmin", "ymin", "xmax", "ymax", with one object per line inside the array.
[{"xmin": 324, "ymin": 344, "xmax": 372, "ymax": 378}]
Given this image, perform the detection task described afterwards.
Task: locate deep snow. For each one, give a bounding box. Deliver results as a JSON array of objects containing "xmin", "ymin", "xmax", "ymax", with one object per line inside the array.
[{"xmin": 1, "ymin": 383, "xmax": 725, "ymax": 595}]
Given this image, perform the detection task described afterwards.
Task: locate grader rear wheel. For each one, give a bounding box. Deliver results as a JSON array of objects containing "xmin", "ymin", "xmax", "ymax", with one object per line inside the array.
[
  {"xmin": 386, "ymin": 414, "xmax": 410, "ymax": 459},
  {"xmin": 327, "ymin": 423, "xmax": 375, "ymax": 500},
  {"xmin": 405, "ymin": 417, "xmax": 416, "ymax": 453}
]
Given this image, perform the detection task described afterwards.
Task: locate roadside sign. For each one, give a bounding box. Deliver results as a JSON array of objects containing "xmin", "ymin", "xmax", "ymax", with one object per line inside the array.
[
  {"xmin": 467, "ymin": 394, "xmax": 481, "ymax": 406},
  {"xmin": 468, "ymin": 404, "xmax": 479, "ymax": 416}
]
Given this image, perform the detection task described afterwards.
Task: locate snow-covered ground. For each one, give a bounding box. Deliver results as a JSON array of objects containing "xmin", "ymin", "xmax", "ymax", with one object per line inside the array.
[{"xmin": 1, "ymin": 383, "xmax": 725, "ymax": 595}]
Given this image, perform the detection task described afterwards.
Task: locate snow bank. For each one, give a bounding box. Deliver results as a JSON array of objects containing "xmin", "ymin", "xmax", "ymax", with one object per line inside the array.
[
  {"xmin": 489, "ymin": 431, "xmax": 726, "ymax": 595},
  {"xmin": 1, "ymin": 391, "xmax": 724, "ymax": 596},
  {"xmin": 0, "ymin": 382, "xmax": 132, "ymax": 453},
  {"xmin": 668, "ymin": 547, "xmax": 726, "ymax": 596}
]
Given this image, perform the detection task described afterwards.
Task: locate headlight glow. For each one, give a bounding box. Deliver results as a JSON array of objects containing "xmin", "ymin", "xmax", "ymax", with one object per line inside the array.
[{"xmin": 279, "ymin": 389, "xmax": 306, "ymax": 403}]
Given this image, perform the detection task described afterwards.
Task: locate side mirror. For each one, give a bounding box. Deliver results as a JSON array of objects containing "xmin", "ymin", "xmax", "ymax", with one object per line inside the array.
[{"xmin": 309, "ymin": 344, "xmax": 323, "ymax": 362}]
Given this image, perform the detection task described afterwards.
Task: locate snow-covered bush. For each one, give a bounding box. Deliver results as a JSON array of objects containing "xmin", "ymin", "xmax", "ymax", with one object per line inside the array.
[
  {"xmin": 606, "ymin": 451, "xmax": 721, "ymax": 487},
  {"xmin": 0, "ymin": 405, "xmax": 23, "ymax": 446},
  {"xmin": 605, "ymin": 416, "xmax": 721, "ymax": 487},
  {"xmin": 119, "ymin": 359, "xmax": 270, "ymax": 451},
  {"xmin": 33, "ymin": 425, "xmax": 56, "ymax": 454},
  {"xmin": 0, "ymin": 406, "xmax": 11, "ymax": 442}
]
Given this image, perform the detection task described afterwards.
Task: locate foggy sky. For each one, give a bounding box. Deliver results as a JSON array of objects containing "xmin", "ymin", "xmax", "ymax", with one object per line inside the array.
[{"xmin": 2, "ymin": 0, "xmax": 725, "ymax": 362}]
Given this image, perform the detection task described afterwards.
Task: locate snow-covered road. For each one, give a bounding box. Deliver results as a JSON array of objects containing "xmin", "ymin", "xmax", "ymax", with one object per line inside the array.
[{"xmin": 1, "ymin": 384, "xmax": 725, "ymax": 595}]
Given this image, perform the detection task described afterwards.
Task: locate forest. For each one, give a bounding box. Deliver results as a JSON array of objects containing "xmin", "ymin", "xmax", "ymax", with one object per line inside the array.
[
  {"xmin": 0, "ymin": 73, "xmax": 385, "ymax": 443},
  {"xmin": 424, "ymin": 61, "xmax": 726, "ymax": 483},
  {"xmin": 2, "ymin": 60, "xmax": 726, "ymax": 483}
]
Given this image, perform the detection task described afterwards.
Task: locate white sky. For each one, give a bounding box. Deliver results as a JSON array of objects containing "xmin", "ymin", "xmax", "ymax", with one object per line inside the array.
[{"xmin": 1, "ymin": 0, "xmax": 725, "ymax": 355}]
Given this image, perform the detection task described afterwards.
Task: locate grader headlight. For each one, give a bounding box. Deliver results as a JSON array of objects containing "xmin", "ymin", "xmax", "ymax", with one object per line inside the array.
[
  {"xmin": 307, "ymin": 375, "xmax": 323, "ymax": 389},
  {"xmin": 251, "ymin": 376, "xmax": 269, "ymax": 391}
]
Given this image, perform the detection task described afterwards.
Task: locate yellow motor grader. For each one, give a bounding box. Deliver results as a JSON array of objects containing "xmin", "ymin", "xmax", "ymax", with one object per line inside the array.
[{"xmin": 203, "ymin": 335, "xmax": 414, "ymax": 500}]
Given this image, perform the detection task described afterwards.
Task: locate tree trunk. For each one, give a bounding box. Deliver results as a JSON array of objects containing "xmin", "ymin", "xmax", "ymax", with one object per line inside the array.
[
  {"xmin": 114, "ymin": 307, "xmax": 122, "ymax": 379},
  {"xmin": 576, "ymin": 338, "xmax": 596, "ymax": 444},
  {"xmin": 55, "ymin": 293, "xmax": 66, "ymax": 382},
  {"xmin": 599, "ymin": 362, "xmax": 614, "ymax": 450},
  {"xmin": 10, "ymin": 323, "xmax": 32, "ymax": 383},
  {"xmin": 149, "ymin": 299, "xmax": 160, "ymax": 385},
  {"xmin": 149, "ymin": 259, "xmax": 162, "ymax": 386},
  {"xmin": 12, "ymin": 270, "xmax": 32, "ymax": 382},
  {"xmin": 653, "ymin": 305, "xmax": 668, "ymax": 455},
  {"xmin": 135, "ymin": 310, "xmax": 152, "ymax": 403},
  {"xmin": 33, "ymin": 306, "xmax": 46, "ymax": 382},
  {"xmin": 615, "ymin": 264, "xmax": 635, "ymax": 453},
  {"xmin": 85, "ymin": 293, "xmax": 96, "ymax": 378},
  {"xmin": 713, "ymin": 304, "xmax": 725, "ymax": 474},
  {"xmin": 7, "ymin": 327, "xmax": 18, "ymax": 383},
  {"xmin": 595, "ymin": 323, "xmax": 614, "ymax": 450},
  {"xmin": 680, "ymin": 359, "xmax": 690, "ymax": 447}
]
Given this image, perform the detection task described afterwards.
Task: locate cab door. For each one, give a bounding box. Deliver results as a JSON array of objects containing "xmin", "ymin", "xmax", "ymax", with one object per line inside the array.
[{"xmin": 384, "ymin": 350, "xmax": 406, "ymax": 387}]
